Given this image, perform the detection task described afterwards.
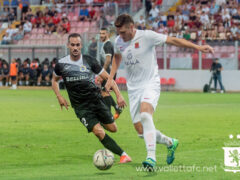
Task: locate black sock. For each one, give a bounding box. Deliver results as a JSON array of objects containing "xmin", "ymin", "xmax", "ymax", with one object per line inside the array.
[
  {"xmin": 100, "ymin": 134, "xmax": 123, "ymax": 156},
  {"xmin": 103, "ymin": 96, "xmax": 112, "ymax": 111}
]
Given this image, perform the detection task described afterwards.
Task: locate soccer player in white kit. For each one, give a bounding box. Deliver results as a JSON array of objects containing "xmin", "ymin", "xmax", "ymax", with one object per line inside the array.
[{"xmin": 105, "ymin": 14, "xmax": 214, "ymax": 170}]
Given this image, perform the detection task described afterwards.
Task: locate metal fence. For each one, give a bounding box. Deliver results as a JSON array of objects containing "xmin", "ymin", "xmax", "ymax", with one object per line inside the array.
[{"xmin": 0, "ymin": 45, "xmax": 67, "ymax": 63}]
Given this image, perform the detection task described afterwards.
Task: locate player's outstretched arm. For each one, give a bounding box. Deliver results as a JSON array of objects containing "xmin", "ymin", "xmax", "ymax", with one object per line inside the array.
[
  {"xmin": 166, "ymin": 36, "xmax": 214, "ymax": 54},
  {"xmin": 52, "ymin": 74, "xmax": 69, "ymax": 110},
  {"xmin": 100, "ymin": 70, "xmax": 126, "ymax": 108},
  {"xmin": 105, "ymin": 54, "xmax": 122, "ymax": 92}
]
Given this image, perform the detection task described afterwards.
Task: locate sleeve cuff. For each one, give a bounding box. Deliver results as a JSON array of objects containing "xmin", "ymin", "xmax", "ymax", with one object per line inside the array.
[
  {"xmin": 97, "ymin": 68, "xmax": 104, "ymax": 76},
  {"xmin": 53, "ymin": 71, "xmax": 61, "ymax": 77}
]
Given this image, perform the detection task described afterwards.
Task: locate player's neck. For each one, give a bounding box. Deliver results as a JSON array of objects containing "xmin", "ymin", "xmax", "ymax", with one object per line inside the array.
[
  {"xmin": 104, "ymin": 38, "xmax": 109, "ymax": 43},
  {"xmin": 131, "ymin": 28, "xmax": 137, "ymax": 40},
  {"xmin": 70, "ymin": 54, "xmax": 81, "ymax": 61}
]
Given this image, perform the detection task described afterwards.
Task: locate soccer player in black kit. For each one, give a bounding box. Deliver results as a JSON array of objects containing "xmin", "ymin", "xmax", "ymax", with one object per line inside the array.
[
  {"xmin": 98, "ymin": 28, "xmax": 122, "ymax": 119},
  {"xmin": 52, "ymin": 33, "xmax": 132, "ymax": 163}
]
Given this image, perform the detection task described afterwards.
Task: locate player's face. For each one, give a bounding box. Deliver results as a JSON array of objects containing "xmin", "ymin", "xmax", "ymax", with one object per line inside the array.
[
  {"xmin": 117, "ymin": 24, "xmax": 134, "ymax": 42},
  {"xmin": 68, "ymin": 37, "xmax": 82, "ymax": 59},
  {"xmin": 100, "ymin": 30, "xmax": 108, "ymax": 42}
]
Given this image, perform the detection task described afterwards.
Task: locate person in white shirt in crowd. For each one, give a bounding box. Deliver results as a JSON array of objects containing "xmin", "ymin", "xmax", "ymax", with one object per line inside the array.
[{"xmin": 23, "ymin": 19, "xmax": 32, "ymax": 33}]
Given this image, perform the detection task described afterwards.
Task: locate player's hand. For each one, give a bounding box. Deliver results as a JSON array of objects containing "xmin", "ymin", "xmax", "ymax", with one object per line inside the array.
[
  {"xmin": 96, "ymin": 76, "xmax": 103, "ymax": 84},
  {"xmin": 199, "ymin": 45, "xmax": 214, "ymax": 54},
  {"xmin": 117, "ymin": 95, "xmax": 127, "ymax": 109},
  {"xmin": 105, "ymin": 78, "xmax": 114, "ymax": 92},
  {"xmin": 57, "ymin": 96, "xmax": 69, "ymax": 110}
]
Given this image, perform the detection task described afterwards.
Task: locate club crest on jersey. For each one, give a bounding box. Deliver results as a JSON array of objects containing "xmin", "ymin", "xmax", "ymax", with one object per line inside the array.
[
  {"xmin": 135, "ymin": 42, "xmax": 139, "ymax": 48},
  {"xmin": 80, "ymin": 65, "xmax": 87, "ymax": 72}
]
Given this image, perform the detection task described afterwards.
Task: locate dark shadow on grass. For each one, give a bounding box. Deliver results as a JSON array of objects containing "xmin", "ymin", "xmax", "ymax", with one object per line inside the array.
[{"xmin": 95, "ymin": 172, "xmax": 115, "ymax": 175}]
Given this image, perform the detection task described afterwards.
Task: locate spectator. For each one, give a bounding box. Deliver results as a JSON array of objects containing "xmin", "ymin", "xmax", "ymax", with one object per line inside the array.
[
  {"xmin": 216, "ymin": 0, "xmax": 226, "ymax": 6},
  {"xmin": 159, "ymin": 12, "xmax": 167, "ymax": 26},
  {"xmin": 210, "ymin": 1, "xmax": 220, "ymax": 15},
  {"xmin": 37, "ymin": 64, "xmax": 51, "ymax": 86},
  {"xmin": 29, "ymin": 59, "xmax": 39, "ymax": 85},
  {"xmin": 19, "ymin": 60, "xmax": 30, "ymax": 85},
  {"xmin": 89, "ymin": 6, "xmax": 97, "ymax": 22},
  {"xmin": 138, "ymin": 15, "xmax": 146, "ymax": 26},
  {"xmin": 52, "ymin": 12, "xmax": 61, "ymax": 25},
  {"xmin": 157, "ymin": 23, "xmax": 168, "ymax": 34},
  {"xmin": 149, "ymin": 4, "xmax": 159, "ymax": 21},
  {"xmin": 56, "ymin": 0, "xmax": 64, "ymax": 13},
  {"xmin": 79, "ymin": 6, "xmax": 89, "ymax": 21},
  {"xmin": 88, "ymin": 37, "xmax": 97, "ymax": 58},
  {"xmin": 230, "ymin": 23, "xmax": 239, "ymax": 40},
  {"xmin": 23, "ymin": 19, "xmax": 32, "ymax": 33},
  {"xmin": 0, "ymin": 7, "xmax": 9, "ymax": 23},
  {"xmin": 200, "ymin": 11, "xmax": 209, "ymax": 26},
  {"xmin": 21, "ymin": 0, "xmax": 30, "ymax": 14},
  {"xmin": 210, "ymin": 58, "xmax": 225, "ymax": 93},
  {"xmin": 13, "ymin": 25, "xmax": 24, "ymax": 41},
  {"xmin": 8, "ymin": 8, "xmax": 16, "ymax": 23},
  {"xmin": 9, "ymin": 58, "xmax": 18, "ymax": 89},
  {"xmin": 11, "ymin": 0, "xmax": 19, "ymax": 16},
  {"xmin": 0, "ymin": 63, "xmax": 9, "ymax": 86},
  {"xmin": 44, "ymin": 16, "xmax": 56, "ymax": 34},
  {"xmin": 1, "ymin": 33, "xmax": 11, "ymax": 44},
  {"xmin": 25, "ymin": 8, "xmax": 34, "ymax": 21},
  {"xmin": 167, "ymin": 16, "xmax": 175, "ymax": 29}
]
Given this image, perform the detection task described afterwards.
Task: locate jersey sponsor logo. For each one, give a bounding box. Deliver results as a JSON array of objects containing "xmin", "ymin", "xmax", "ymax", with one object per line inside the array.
[
  {"xmin": 125, "ymin": 50, "xmax": 140, "ymax": 66},
  {"xmin": 66, "ymin": 75, "xmax": 89, "ymax": 82},
  {"xmin": 65, "ymin": 65, "xmax": 71, "ymax": 70}
]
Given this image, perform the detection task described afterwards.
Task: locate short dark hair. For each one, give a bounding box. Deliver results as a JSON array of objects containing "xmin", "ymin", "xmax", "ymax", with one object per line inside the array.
[
  {"xmin": 68, "ymin": 33, "xmax": 82, "ymax": 43},
  {"xmin": 114, "ymin": 14, "xmax": 134, "ymax": 28},
  {"xmin": 100, "ymin": 27, "xmax": 109, "ymax": 32}
]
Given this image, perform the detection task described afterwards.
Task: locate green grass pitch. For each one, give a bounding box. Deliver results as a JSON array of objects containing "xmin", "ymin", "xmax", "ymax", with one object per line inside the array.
[{"xmin": 0, "ymin": 89, "xmax": 240, "ymax": 180}]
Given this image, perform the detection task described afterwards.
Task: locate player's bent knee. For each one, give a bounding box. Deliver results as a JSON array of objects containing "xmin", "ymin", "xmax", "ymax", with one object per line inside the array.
[{"xmin": 105, "ymin": 123, "xmax": 117, "ymax": 133}]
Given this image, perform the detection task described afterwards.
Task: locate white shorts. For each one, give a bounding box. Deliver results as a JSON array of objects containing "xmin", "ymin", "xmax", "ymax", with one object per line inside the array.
[{"xmin": 128, "ymin": 82, "xmax": 160, "ymax": 124}]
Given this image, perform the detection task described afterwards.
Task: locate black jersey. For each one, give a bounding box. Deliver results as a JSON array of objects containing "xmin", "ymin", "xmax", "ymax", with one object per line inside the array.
[
  {"xmin": 100, "ymin": 40, "xmax": 114, "ymax": 74},
  {"xmin": 54, "ymin": 54, "xmax": 103, "ymax": 108}
]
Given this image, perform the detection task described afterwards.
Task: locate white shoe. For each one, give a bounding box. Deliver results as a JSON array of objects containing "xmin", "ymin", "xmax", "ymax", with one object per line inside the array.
[
  {"xmin": 220, "ymin": 90, "xmax": 224, "ymax": 93},
  {"xmin": 211, "ymin": 91, "xmax": 216, "ymax": 93}
]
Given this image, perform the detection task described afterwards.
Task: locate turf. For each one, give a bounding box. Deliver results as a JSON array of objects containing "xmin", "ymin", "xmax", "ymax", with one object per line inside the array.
[{"xmin": 0, "ymin": 89, "xmax": 240, "ymax": 180}]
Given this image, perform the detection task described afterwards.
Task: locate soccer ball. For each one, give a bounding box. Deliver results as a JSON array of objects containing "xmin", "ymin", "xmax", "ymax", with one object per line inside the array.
[{"xmin": 93, "ymin": 149, "xmax": 114, "ymax": 170}]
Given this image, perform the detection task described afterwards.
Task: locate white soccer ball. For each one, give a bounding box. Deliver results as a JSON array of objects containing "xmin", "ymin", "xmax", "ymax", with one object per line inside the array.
[{"xmin": 93, "ymin": 149, "xmax": 114, "ymax": 170}]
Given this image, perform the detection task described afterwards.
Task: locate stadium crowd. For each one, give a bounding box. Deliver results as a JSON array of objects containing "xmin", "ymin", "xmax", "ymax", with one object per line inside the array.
[
  {"xmin": 0, "ymin": 57, "xmax": 57, "ymax": 87},
  {"xmin": 139, "ymin": 0, "xmax": 240, "ymax": 41},
  {"xmin": 0, "ymin": 0, "xmax": 132, "ymax": 45}
]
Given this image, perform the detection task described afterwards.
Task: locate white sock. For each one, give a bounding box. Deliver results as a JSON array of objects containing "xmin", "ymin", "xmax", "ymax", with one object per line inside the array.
[
  {"xmin": 0, "ymin": 82, "xmax": 2, "ymax": 86},
  {"xmin": 12, "ymin": 84, "xmax": 17, "ymax": 89},
  {"xmin": 26, "ymin": 81, "xmax": 29, "ymax": 85},
  {"xmin": 121, "ymin": 152, "xmax": 127, "ymax": 156},
  {"xmin": 156, "ymin": 129, "xmax": 173, "ymax": 147},
  {"xmin": 141, "ymin": 112, "xmax": 156, "ymax": 161}
]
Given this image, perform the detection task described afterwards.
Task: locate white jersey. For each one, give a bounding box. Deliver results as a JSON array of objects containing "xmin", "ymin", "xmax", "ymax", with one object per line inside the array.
[{"xmin": 114, "ymin": 29, "xmax": 167, "ymax": 90}]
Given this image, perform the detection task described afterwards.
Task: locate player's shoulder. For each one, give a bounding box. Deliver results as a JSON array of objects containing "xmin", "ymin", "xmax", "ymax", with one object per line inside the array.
[
  {"xmin": 104, "ymin": 40, "xmax": 113, "ymax": 47},
  {"xmin": 83, "ymin": 54, "xmax": 95, "ymax": 61},
  {"xmin": 58, "ymin": 55, "xmax": 70, "ymax": 64}
]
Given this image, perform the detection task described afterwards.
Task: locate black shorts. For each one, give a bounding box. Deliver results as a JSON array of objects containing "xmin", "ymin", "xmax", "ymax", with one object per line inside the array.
[
  {"xmin": 10, "ymin": 76, "xmax": 17, "ymax": 80},
  {"xmin": 74, "ymin": 98, "xmax": 114, "ymax": 132}
]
